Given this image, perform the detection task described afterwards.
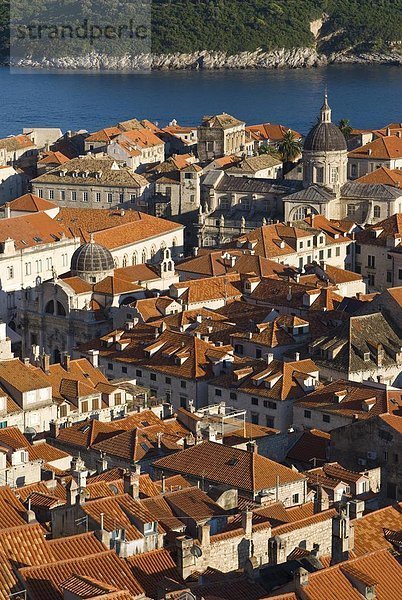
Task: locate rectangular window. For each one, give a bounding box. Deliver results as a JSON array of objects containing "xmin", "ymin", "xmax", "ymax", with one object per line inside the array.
[
  {"xmin": 83, "ymin": 191, "xmax": 89, "ymax": 202},
  {"xmin": 319, "ymin": 250, "xmax": 324, "ymax": 260},
  {"xmin": 165, "ymin": 377, "xmax": 171, "ymax": 384},
  {"xmin": 114, "ymin": 393, "xmax": 122, "ymax": 405},
  {"xmin": 122, "ymin": 366, "xmax": 127, "ymax": 374},
  {"xmin": 355, "ymin": 244, "xmax": 361, "ymax": 254},
  {"xmin": 323, "ymin": 414, "xmax": 330, "ymax": 423},
  {"xmin": 81, "ymin": 400, "xmax": 88, "ymax": 413},
  {"xmin": 368, "ymin": 273, "xmax": 375, "ymax": 286},
  {"xmin": 230, "ymin": 392, "xmax": 237, "ymax": 401},
  {"xmin": 215, "ymin": 388, "xmax": 222, "ymax": 397},
  {"xmin": 60, "ymin": 190, "xmax": 66, "ymax": 201},
  {"xmin": 368, "ymin": 255, "xmax": 375, "ymax": 268},
  {"xmin": 136, "ymin": 369, "xmax": 142, "ymax": 377},
  {"xmin": 266, "ymin": 416, "xmax": 274, "ymax": 428},
  {"xmin": 234, "ymin": 344, "xmax": 244, "ymax": 355},
  {"xmin": 180, "ymin": 380, "xmax": 187, "ymax": 389},
  {"xmin": 37, "ymin": 188, "xmax": 43, "ymax": 198},
  {"xmin": 59, "ymin": 405, "xmax": 67, "ymax": 418},
  {"xmin": 263, "ymin": 400, "xmax": 277, "ymax": 409},
  {"xmin": 292, "ymin": 493, "xmax": 300, "ymax": 504},
  {"xmin": 92, "ymin": 398, "xmax": 99, "ymax": 410},
  {"xmin": 251, "ymin": 397, "xmax": 259, "ymax": 406},
  {"xmin": 304, "ymin": 410, "xmax": 311, "ymax": 419},
  {"xmin": 347, "ymin": 204, "xmax": 356, "ymax": 216},
  {"xmin": 130, "ymin": 194, "xmax": 136, "ymax": 204},
  {"xmin": 71, "ymin": 191, "xmax": 77, "ymax": 201},
  {"xmin": 327, "ymin": 249, "xmax": 332, "ymax": 258},
  {"xmin": 180, "ymin": 396, "xmax": 187, "ymax": 408},
  {"xmin": 107, "ymin": 193, "xmax": 113, "ymax": 203},
  {"xmin": 251, "ymin": 412, "xmax": 259, "ymax": 425},
  {"xmin": 150, "ymin": 373, "xmax": 157, "ymax": 381},
  {"xmin": 336, "ymin": 247, "xmax": 340, "ymax": 257},
  {"xmin": 107, "ymin": 363, "xmax": 113, "ymax": 371},
  {"xmin": 49, "ymin": 189, "xmax": 54, "ymax": 200},
  {"xmin": 25, "ymin": 262, "xmax": 31, "ymax": 276},
  {"xmin": 119, "ymin": 193, "xmax": 124, "ymax": 203},
  {"xmin": 96, "ymin": 192, "xmax": 101, "ymax": 202},
  {"xmin": 387, "ymin": 271, "xmax": 392, "ymax": 283},
  {"xmin": 7, "ymin": 266, "xmax": 14, "ymax": 279},
  {"xmin": 256, "ymin": 348, "xmax": 262, "ymax": 359}
]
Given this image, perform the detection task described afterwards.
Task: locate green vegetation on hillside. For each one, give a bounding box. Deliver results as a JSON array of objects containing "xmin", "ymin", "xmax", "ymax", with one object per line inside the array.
[{"xmin": 0, "ymin": 0, "xmax": 401, "ymax": 60}]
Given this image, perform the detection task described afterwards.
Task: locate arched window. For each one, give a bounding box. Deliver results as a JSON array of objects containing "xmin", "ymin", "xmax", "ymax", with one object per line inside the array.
[
  {"xmin": 292, "ymin": 206, "xmax": 309, "ymax": 221},
  {"xmin": 114, "ymin": 257, "xmax": 119, "ymax": 268},
  {"xmin": 142, "ymin": 249, "xmax": 147, "ymax": 263},
  {"xmin": 150, "ymin": 245, "xmax": 156, "ymax": 259},
  {"xmin": 45, "ymin": 300, "xmax": 54, "ymax": 314},
  {"xmin": 122, "ymin": 254, "xmax": 128, "ymax": 267},
  {"xmin": 56, "ymin": 301, "xmax": 66, "ymax": 316},
  {"xmin": 132, "ymin": 252, "xmax": 137, "ymax": 266},
  {"xmin": 373, "ymin": 205, "xmax": 381, "ymax": 218}
]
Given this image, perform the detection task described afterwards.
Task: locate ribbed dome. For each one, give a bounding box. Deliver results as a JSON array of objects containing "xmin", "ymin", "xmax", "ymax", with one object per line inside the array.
[
  {"xmin": 304, "ymin": 121, "xmax": 347, "ymax": 153},
  {"xmin": 71, "ymin": 236, "xmax": 114, "ymax": 282}
]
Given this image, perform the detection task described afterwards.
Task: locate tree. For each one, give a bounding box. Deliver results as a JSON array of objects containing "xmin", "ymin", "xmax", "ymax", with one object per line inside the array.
[
  {"xmin": 258, "ymin": 144, "xmax": 281, "ymax": 158},
  {"xmin": 338, "ymin": 119, "xmax": 353, "ymax": 140},
  {"xmin": 278, "ymin": 130, "xmax": 302, "ymax": 163}
]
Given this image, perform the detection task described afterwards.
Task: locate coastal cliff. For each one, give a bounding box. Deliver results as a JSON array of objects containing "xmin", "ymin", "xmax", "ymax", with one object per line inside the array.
[{"xmin": 10, "ymin": 47, "xmax": 402, "ymax": 71}]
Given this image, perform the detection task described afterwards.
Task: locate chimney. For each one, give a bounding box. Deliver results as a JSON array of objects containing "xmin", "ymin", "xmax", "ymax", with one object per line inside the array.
[
  {"xmin": 161, "ymin": 473, "xmax": 166, "ymax": 493},
  {"xmin": 294, "ymin": 352, "xmax": 300, "ymax": 361},
  {"xmin": 242, "ymin": 510, "xmax": 253, "ymax": 538},
  {"xmin": 4, "ymin": 203, "xmax": 10, "ymax": 219},
  {"xmin": 42, "ymin": 354, "xmax": 50, "ymax": 374},
  {"xmin": 349, "ymin": 499, "xmax": 365, "ymax": 520},
  {"xmin": 246, "ymin": 440, "xmax": 258, "ymax": 454},
  {"xmin": 62, "ymin": 352, "xmax": 71, "ymax": 371},
  {"xmin": 96, "ymin": 452, "xmax": 108, "ymax": 474},
  {"xmin": 49, "ymin": 420, "xmax": 60, "ymax": 439},
  {"xmin": 87, "ymin": 349, "xmax": 99, "ymax": 368},
  {"xmin": 314, "ymin": 484, "xmax": 329, "ymax": 513},
  {"xmin": 193, "ymin": 246, "xmax": 199, "ymax": 256},
  {"xmin": 266, "ymin": 352, "xmax": 274, "ymax": 364},
  {"xmin": 294, "ymin": 567, "xmax": 309, "ymax": 591},
  {"xmin": 331, "ymin": 503, "xmax": 354, "ymax": 565},
  {"xmin": 24, "ymin": 498, "xmax": 37, "ymax": 524},
  {"xmin": 198, "ymin": 523, "xmax": 210, "ymax": 547},
  {"xmin": 123, "ymin": 468, "xmax": 140, "ymax": 499}
]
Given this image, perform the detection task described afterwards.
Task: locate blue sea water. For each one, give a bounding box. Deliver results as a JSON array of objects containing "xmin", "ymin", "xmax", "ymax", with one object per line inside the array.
[{"xmin": 0, "ymin": 64, "xmax": 401, "ymax": 137}]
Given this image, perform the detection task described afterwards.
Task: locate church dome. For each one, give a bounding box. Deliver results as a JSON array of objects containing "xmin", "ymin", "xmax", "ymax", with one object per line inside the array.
[
  {"xmin": 71, "ymin": 235, "xmax": 114, "ymax": 283},
  {"xmin": 303, "ymin": 94, "xmax": 347, "ymax": 153}
]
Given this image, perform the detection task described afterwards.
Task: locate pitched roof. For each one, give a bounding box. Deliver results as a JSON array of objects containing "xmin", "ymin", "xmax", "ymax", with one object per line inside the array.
[
  {"xmin": 287, "ymin": 429, "xmax": 330, "ymax": 465},
  {"xmin": 201, "ymin": 113, "xmax": 244, "ymax": 129},
  {"xmin": 126, "ymin": 548, "xmax": 182, "ymax": 598},
  {"xmin": 7, "ymin": 193, "xmax": 58, "ymax": 213},
  {"xmin": 246, "ymin": 123, "xmax": 301, "ymax": 142},
  {"xmin": 54, "ymin": 206, "xmax": 182, "ymax": 248},
  {"xmin": 0, "ymin": 212, "xmax": 74, "ymax": 250},
  {"xmin": 153, "ymin": 441, "xmax": 304, "ymax": 494},
  {"xmin": 19, "ymin": 550, "xmax": 144, "ymax": 599},
  {"xmin": 0, "ymin": 134, "xmax": 34, "ymax": 151},
  {"xmin": 357, "ymin": 166, "xmax": 402, "ymax": 187},
  {"xmin": 172, "ymin": 273, "xmax": 242, "ymax": 304},
  {"xmin": 348, "ymin": 135, "xmax": 402, "ymax": 160},
  {"xmin": 0, "ymin": 523, "xmax": 54, "ymax": 567},
  {"xmin": 352, "ymin": 503, "xmax": 402, "ymax": 556},
  {"xmin": 37, "ymin": 151, "xmax": 69, "ymax": 166},
  {"xmin": 47, "ymin": 532, "xmax": 107, "ymax": 561}
]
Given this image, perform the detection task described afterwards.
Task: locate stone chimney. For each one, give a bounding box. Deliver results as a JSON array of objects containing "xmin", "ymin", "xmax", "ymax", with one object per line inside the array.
[
  {"xmin": 294, "ymin": 567, "xmax": 309, "ymax": 591},
  {"xmin": 41, "ymin": 353, "xmax": 50, "ymax": 374},
  {"xmin": 4, "ymin": 203, "xmax": 10, "ymax": 219},
  {"xmin": 349, "ymin": 499, "xmax": 365, "ymax": 520},
  {"xmin": 96, "ymin": 452, "xmax": 108, "ymax": 474},
  {"xmin": 242, "ymin": 510, "xmax": 253, "ymax": 538},
  {"xmin": 176, "ymin": 535, "xmax": 197, "ymax": 580},
  {"xmin": 95, "ymin": 512, "xmax": 112, "ymax": 548},
  {"xmin": 314, "ymin": 485, "xmax": 329, "ymax": 513},
  {"xmin": 268, "ymin": 535, "xmax": 286, "ymax": 565},
  {"xmin": 24, "ymin": 498, "xmax": 37, "ymax": 524},
  {"xmin": 62, "ymin": 352, "xmax": 71, "ymax": 371},
  {"xmin": 49, "ymin": 420, "xmax": 60, "ymax": 439},
  {"xmin": 246, "ymin": 440, "xmax": 258, "ymax": 454},
  {"xmin": 123, "ymin": 468, "xmax": 140, "ymax": 500},
  {"xmin": 198, "ymin": 523, "xmax": 210, "ymax": 547},
  {"xmin": 331, "ymin": 503, "xmax": 354, "ymax": 565}
]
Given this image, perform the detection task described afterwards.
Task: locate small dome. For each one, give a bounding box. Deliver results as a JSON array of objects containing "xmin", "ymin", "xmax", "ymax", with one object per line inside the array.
[
  {"xmin": 303, "ymin": 121, "xmax": 347, "ymax": 153},
  {"xmin": 71, "ymin": 235, "xmax": 114, "ymax": 283}
]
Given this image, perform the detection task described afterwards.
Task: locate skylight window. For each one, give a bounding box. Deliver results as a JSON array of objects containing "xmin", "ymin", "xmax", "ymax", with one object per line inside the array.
[
  {"xmin": 227, "ymin": 457, "xmax": 239, "ymax": 466},
  {"xmin": 33, "ymin": 236, "xmax": 43, "ymax": 243}
]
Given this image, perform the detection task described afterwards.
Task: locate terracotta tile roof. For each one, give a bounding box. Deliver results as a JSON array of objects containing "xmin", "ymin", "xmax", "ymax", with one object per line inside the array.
[
  {"xmin": 357, "ymin": 166, "xmax": 402, "ymax": 187},
  {"xmin": 246, "ymin": 123, "xmax": 301, "ymax": 142},
  {"xmin": 163, "ymin": 486, "xmax": 226, "ymax": 522},
  {"xmin": 141, "ymin": 495, "xmax": 185, "ymax": 532},
  {"xmin": 117, "ymin": 128, "xmax": 164, "ymax": 149},
  {"xmin": 172, "ymin": 273, "xmax": 242, "ymax": 304},
  {"xmin": 47, "ymin": 532, "xmax": 106, "ymax": 561},
  {"xmin": 127, "ymin": 548, "xmax": 182, "ymax": 598},
  {"xmin": 56, "ymin": 419, "xmax": 117, "ymax": 449},
  {"xmin": 223, "ymin": 423, "xmax": 278, "ymax": 446},
  {"xmin": 287, "ymin": 429, "xmax": 330, "ymax": 464},
  {"xmin": 55, "ymin": 206, "xmax": 182, "ymax": 247},
  {"xmin": 348, "ymin": 135, "xmax": 402, "ymax": 159},
  {"xmin": 20, "ymin": 550, "xmax": 144, "ymax": 599},
  {"xmin": 0, "ymin": 359, "xmax": 52, "ymax": 394},
  {"xmin": 201, "ymin": 113, "xmax": 244, "ymax": 129},
  {"xmin": 0, "ymin": 426, "xmax": 29, "ymax": 451},
  {"xmin": 153, "ymin": 474, "xmax": 192, "ymax": 494},
  {"xmin": 33, "ymin": 156, "xmax": 148, "ymax": 188},
  {"xmin": 210, "ymin": 357, "xmax": 320, "ymax": 403},
  {"xmin": 271, "ymin": 507, "xmax": 337, "ymax": 536},
  {"xmin": 7, "ymin": 193, "xmax": 58, "ymax": 213},
  {"xmin": 0, "ymin": 212, "xmax": 74, "ymax": 250},
  {"xmin": 0, "ymin": 486, "xmax": 29, "ymax": 529},
  {"xmin": 15, "ymin": 480, "xmax": 66, "ymax": 504},
  {"xmin": 301, "ymin": 548, "xmax": 402, "ymax": 600},
  {"xmin": 355, "ymin": 213, "xmax": 402, "ymax": 247},
  {"xmin": 352, "ymin": 503, "xmax": 402, "ymax": 557},
  {"xmin": 176, "ymin": 250, "xmax": 286, "ymax": 279},
  {"xmin": 378, "ymin": 412, "xmax": 402, "ymax": 433},
  {"xmin": 85, "ymin": 126, "xmax": 121, "ymax": 143},
  {"xmin": 191, "ymin": 577, "xmax": 268, "ymax": 600},
  {"xmin": 37, "ymin": 151, "xmax": 69, "ymax": 166},
  {"xmin": 27, "ymin": 442, "xmax": 70, "ymax": 463},
  {"xmin": 0, "ymin": 522, "xmax": 54, "ymax": 569},
  {"xmin": 0, "ymin": 134, "xmax": 34, "ymax": 151},
  {"xmin": 153, "ymin": 441, "xmax": 305, "ymax": 494},
  {"xmin": 81, "ymin": 493, "xmax": 156, "ymax": 541}
]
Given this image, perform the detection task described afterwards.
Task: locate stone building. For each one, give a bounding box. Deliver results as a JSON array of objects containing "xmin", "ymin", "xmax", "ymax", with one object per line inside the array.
[
  {"xmin": 348, "ymin": 134, "xmax": 402, "ymax": 179},
  {"xmin": 330, "ymin": 413, "xmax": 402, "ymax": 500},
  {"xmin": 31, "ymin": 156, "xmax": 151, "ymax": 210},
  {"xmin": 197, "ymin": 113, "xmax": 248, "ymax": 163}
]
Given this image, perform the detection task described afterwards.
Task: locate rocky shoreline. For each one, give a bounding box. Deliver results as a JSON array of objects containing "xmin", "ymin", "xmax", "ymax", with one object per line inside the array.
[{"xmin": 8, "ymin": 47, "xmax": 402, "ymax": 70}]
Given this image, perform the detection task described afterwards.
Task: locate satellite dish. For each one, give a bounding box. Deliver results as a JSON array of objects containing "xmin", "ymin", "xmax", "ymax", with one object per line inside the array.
[{"xmin": 190, "ymin": 544, "xmax": 203, "ymax": 558}]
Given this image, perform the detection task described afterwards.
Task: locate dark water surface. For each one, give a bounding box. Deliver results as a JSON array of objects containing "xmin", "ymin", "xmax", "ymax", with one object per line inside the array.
[{"xmin": 1, "ymin": 64, "xmax": 401, "ymax": 136}]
